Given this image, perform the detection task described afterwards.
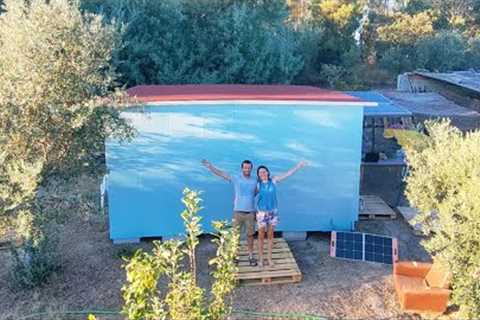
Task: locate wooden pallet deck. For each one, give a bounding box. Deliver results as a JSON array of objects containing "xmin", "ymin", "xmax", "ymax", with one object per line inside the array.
[
  {"xmin": 236, "ymin": 238, "xmax": 302, "ymax": 286},
  {"xmin": 359, "ymin": 195, "xmax": 396, "ymax": 220}
]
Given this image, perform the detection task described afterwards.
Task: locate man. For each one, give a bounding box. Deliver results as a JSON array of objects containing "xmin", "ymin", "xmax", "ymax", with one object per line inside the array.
[{"xmin": 201, "ymin": 159, "xmax": 257, "ymax": 266}]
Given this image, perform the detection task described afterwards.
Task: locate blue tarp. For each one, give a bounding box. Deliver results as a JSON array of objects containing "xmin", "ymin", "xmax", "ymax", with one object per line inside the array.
[{"xmin": 347, "ymin": 91, "xmax": 412, "ymax": 117}]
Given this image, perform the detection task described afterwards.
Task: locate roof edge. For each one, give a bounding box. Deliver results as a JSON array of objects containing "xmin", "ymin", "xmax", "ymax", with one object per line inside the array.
[{"xmin": 140, "ymin": 100, "xmax": 377, "ymax": 107}]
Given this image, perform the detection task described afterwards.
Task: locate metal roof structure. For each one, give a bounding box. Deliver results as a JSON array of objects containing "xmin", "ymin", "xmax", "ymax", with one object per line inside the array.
[
  {"xmin": 381, "ymin": 90, "xmax": 480, "ymax": 117},
  {"xmin": 414, "ymin": 70, "xmax": 480, "ymax": 94}
]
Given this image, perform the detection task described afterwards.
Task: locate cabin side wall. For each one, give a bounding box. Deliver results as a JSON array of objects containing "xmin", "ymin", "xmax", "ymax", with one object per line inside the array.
[{"xmin": 106, "ymin": 103, "xmax": 364, "ymax": 241}]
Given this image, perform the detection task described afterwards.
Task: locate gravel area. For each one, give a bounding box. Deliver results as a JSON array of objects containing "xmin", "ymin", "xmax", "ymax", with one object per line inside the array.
[
  {"xmin": 230, "ymin": 227, "xmax": 424, "ymax": 320},
  {"xmin": 0, "ymin": 174, "xmax": 443, "ymax": 320}
]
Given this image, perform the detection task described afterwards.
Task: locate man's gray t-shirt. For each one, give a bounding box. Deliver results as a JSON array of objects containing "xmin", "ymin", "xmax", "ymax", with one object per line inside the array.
[{"xmin": 231, "ymin": 174, "xmax": 257, "ymax": 212}]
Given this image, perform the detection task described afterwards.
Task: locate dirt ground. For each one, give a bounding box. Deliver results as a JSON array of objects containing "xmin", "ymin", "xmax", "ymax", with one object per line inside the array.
[{"xmin": 0, "ymin": 174, "xmax": 452, "ymax": 320}]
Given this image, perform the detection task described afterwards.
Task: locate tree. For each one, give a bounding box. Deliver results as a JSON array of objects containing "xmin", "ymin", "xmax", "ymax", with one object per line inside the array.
[
  {"xmin": 377, "ymin": 11, "xmax": 435, "ymax": 45},
  {"xmin": 89, "ymin": 0, "xmax": 303, "ymax": 86},
  {"xmin": 310, "ymin": 0, "xmax": 363, "ymax": 65},
  {"xmin": 429, "ymin": 0, "xmax": 480, "ymax": 33},
  {"xmin": 467, "ymin": 37, "xmax": 480, "ymax": 69},
  {"xmin": 388, "ymin": 120, "xmax": 480, "ymax": 318},
  {"xmin": 122, "ymin": 189, "xmax": 239, "ymax": 320},
  {"xmin": 292, "ymin": 0, "xmax": 363, "ymax": 85},
  {"xmin": 0, "ymin": 0, "xmax": 133, "ymax": 287},
  {"xmin": 415, "ymin": 31, "xmax": 467, "ymax": 72},
  {"xmin": 183, "ymin": 0, "xmax": 303, "ymax": 84}
]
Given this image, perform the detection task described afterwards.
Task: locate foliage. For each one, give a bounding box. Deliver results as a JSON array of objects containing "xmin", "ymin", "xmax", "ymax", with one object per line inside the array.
[
  {"xmin": 103, "ymin": 0, "xmax": 189, "ymax": 86},
  {"xmin": 10, "ymin": 229, "xmax": 60, "ymax": 289},
  {"xmin": 428, "ymin": 0, "xmax": 480, "ymax": 34},
  {"xmin": 90, "ymin": 0, "xmax": 303, "ymax": 86},
  {"xmin": 183, "ymin": 0, "xmax": 303, "ymax": 84},
  {"xmin": 287, "ymin": 0, "xmax": 310, "ymax": 26},
  {"xmin": 310, "ymin": 0, "xmax": 362, "ymax": 65},
  {"xmin": 378, "ymin": 45, "xmax": 416, "ymax": 75},
  {"xmin": 293, "ymin": 0, "xmax": 363, "ymax": 86},
  {"xmin": 466, "ymin": 37, "xmax": 480, "ymax": 69},
  {"xmin": 0, "ymin": 0, "xmax": 134, "ymax": 288},
  {"xmin": 313, "ymin": 0, "xmax": 358, "ymax": 28},
  {"xmin": 377, "ymin": 11, "xmax": 435, "ymax": 45},
  {"xmin": 208, "ymin": 220, "xmax": 240, "ymax": 318},
  {"xmin": 401, "ymin": 0, "xmax": 432, "ymax": 15},
  {"xmin": 319, "ymin": 64, "xmax": 347, "ymax": 88},
  {"xmin": 79, "ymin": 0, "xmax": 480, "ymax": 88},
  {"xmin": 415, "ymin": 31, "xmax": 467, "ymax": 72},
  {"xmin": 122, "ymin": 188, "xmax": 239, "ymax": 320},
  {"xmin": 123, "ymin": 250, "xmax": 165, "ymax": 319},
  {"xmin": 292, "ymin": 24, "xmax": 325, "ymax": 84},
  {"xmin": 390, "ymin": 120, "xmax": 480, "ymax": 318}
]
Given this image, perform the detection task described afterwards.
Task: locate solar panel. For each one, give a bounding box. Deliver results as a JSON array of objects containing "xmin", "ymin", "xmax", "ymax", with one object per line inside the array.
[{"xmin": 330, "ymin": 231, "xmax": 398, "ymax": 265}]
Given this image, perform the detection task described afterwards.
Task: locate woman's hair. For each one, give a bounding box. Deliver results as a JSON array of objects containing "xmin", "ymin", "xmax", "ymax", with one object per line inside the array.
[{"xmin": 257, "ymin": 165, "xmax": 270, "ymax": 181}]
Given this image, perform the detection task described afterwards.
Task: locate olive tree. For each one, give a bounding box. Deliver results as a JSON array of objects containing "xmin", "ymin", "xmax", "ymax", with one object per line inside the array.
[
  {"xmin": 387, "ymin": 120, "xmax": 480, "ymax": 318},
  {"xmin": 0, "ymin": 0, "xmax": 133, "ymax": 287}
]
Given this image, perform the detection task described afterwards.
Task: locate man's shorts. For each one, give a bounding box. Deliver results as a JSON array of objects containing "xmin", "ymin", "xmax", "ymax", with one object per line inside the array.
[{"xmin": 233, "ymin": 211, "xmax": 256, "ymax": 237}]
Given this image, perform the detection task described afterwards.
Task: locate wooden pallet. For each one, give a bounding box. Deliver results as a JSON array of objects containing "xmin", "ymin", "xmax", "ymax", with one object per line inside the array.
[
  {"xmin": 359, "ymin": 195, "xmax": 396, "ymax": 220},
  {"xmin": 235, "ymin": 238, "xmax": 302, "ymax": 286}
]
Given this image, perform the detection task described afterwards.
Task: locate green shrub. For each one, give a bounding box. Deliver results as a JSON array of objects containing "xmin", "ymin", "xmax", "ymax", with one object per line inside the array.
[
  {"xmin": 466, "ymin": 37, "xmax": 480, "ymax": 69},
  {"xmin": 186, "ymin": 1, "xmax": 303, "ymax": 84},
  {"xmin": 92, "ymin": 0, "xmax": 302, "ymax": 86},
  {"xmin": 390, "ymin": 120, "xmax": 480, "ymax": 318},
  {"xmin": 415, "ymin": 31, "xmax": 467, "ymax": 72},
  {"xmin": 319, "ymin": 64, "xmax": 347, "ymax": 88},
  {"xmin": 378, "ymin": 45, "xmax": 416, "ymax": 75},
  {"xmin": 292, "ymin": 24, "xmax": 325, "ymax": 84},
  {"xmin": 10, "ymin": 230, "xmax": 60, "ymax": 289},
  {"xmin": 349, "ymin": 63, "xmax": 395, "ymax": 88},
  {"xmin": 122, "ymin": 188, "xmax": 239, "ymax": 320}
]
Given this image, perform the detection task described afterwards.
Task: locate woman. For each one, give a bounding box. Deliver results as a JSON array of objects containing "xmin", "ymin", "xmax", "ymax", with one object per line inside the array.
[{"xmin": 256, "ymin": 160, "xmax": 307, "ymax": 267}]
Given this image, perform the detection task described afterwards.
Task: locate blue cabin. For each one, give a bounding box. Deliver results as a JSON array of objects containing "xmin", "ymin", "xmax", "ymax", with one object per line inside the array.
[{"xmin": 105, "ymin": 85, "xmax": 376, "ymax": 242}]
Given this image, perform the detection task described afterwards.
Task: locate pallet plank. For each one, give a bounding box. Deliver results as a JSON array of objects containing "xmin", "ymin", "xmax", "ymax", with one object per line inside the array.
[{"xmin": 235, "ymin": 238, "xmax": 302, "ymax": 286}]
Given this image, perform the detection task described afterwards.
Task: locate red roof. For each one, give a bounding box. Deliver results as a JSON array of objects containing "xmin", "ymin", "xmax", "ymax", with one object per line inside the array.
[{"xmin": 127, "ymin": 85, "xmax": 366, "ymax": 104}]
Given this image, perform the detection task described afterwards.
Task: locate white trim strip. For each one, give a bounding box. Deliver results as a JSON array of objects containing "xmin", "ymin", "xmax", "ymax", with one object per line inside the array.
[{"xmin": 141, "ymin": 100, "xmax": 378, "ymax": 107}]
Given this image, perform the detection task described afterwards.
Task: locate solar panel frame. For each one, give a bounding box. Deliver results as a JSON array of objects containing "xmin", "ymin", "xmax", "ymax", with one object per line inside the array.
[{"xmin": 330, "ymin": 231, "xmax": 398, "ymax": 265}]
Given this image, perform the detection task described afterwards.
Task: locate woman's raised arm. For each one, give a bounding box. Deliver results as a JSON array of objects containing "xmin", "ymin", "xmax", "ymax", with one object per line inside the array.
[{"xmin": 273, "ymin": 160, "xmax": 308, "ymax": 183}]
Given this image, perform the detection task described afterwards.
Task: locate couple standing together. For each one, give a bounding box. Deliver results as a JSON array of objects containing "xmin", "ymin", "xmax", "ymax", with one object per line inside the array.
[{"xmin": 202, "ymin": 159, "xmax": 307, "ymax": 267}]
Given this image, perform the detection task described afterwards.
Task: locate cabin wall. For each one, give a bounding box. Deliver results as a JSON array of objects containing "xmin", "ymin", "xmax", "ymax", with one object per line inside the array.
[{"xmin": 106, "ymin": 103, "xmax": 364, "ymax": 241}]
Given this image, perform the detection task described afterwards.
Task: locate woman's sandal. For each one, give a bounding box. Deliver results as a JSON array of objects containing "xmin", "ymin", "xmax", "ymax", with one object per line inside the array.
[{"xmin": 249, "ymin": 256, "xmax": 257, "ymax": 266}]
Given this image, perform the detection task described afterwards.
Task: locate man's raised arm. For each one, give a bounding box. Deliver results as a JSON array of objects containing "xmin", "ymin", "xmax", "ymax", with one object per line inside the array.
[{"xmin": 201, "ymin": 159, "xmax": 231, "ymax": 181}]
